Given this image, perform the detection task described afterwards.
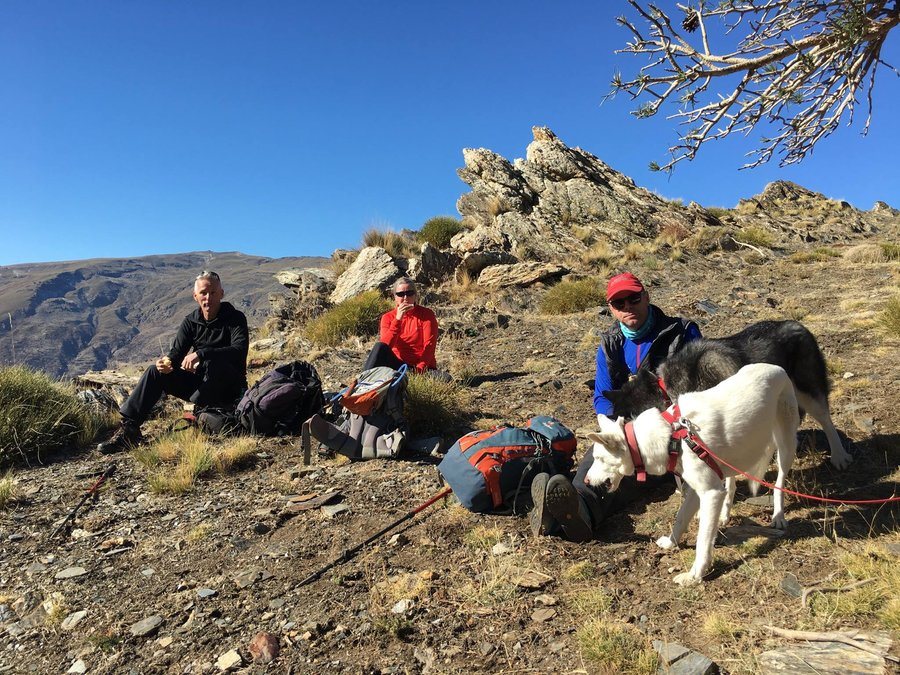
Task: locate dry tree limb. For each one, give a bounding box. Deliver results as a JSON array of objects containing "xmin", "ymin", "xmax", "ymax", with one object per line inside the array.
[
  {"xmin": 764, "ymin": 624, "xmax": 899, "ymax": 663},
  {"xmin": 610, "ymin": 1, "xmax": 900, "ymax": 172},
  {"xmin": 801, "ymin": 577, "xmax": 876, "ymax": 608}
]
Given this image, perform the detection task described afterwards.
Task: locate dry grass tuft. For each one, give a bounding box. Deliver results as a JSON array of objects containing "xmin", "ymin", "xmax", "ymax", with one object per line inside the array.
[
  {"xmin": 539, "ymin": 278, "xmax": 604, "ymax": 315},
  {"xmin": 138, "ymin": 429, "xmax": 258, "ymax": 494},
  {"xmin": 305, "ymin": 290, "xmax": 391, "ymax": 347},
  {"xmin": 843, "ymin": 243, "xmax": 886, "ymax": 263},
  {"xmin": 734, "ymin": 226, "xmax": 776, "ymax": 247},
  {"xmin": 0, "ymin": 366, "xmax": 109, "ymax": 465},
  {"xmin": 404, "ymin": 372, "xmax": 469, "ymax": 439},
  {"xmin": 807, "ymin": 541, "xmax": 900, "ymax": 631},
  {"xmin": 0, "ymin": 471, "xmax": 16, "ymax": 510},
  {"xmin": 362, "ymin": 227, "xmax": 419, "ymax": 259},
  {"xmin": 582, "ymin": 240, "xmax": 614, "ymax": 268},
  {"xmin": 878, "ymin": 296, "xmax": 900, "ymax": 336},
  {"xmin": 576, "ymin": 619, "xmax": 659, "ymax": 674},
  {"xmin": 790, "ymin": 247, "xmax": 841, "ymax": 263}
]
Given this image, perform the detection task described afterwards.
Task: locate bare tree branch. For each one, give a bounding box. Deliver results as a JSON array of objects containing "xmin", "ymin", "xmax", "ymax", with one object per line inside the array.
[{"xmin": 609, "ymin": 0, "xmax": 900, "ymax": 172}]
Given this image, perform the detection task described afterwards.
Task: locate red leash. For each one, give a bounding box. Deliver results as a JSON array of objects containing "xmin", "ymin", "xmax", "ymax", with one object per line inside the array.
[{"xmin": 700, "ymin": 446, "xmax": 900, "ymax": 506}]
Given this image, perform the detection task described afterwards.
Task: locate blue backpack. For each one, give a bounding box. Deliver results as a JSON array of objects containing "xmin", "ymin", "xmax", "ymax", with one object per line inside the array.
[{"xmin": 438, "ymin": 416, "xmax": 577, "ymax": 513}]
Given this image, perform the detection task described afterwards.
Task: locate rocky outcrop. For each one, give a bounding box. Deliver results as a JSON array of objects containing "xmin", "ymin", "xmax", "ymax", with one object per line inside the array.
[
  {"xmin": 477, "ymin": 262, "xmax": 567, "ymax": 288},
  {"xmin": 329, "ymin": 247, "xmax": 400, "ymax": 304},
  {"xmin": 453, "ymin": 127, "xmax": 703, "ymax": 262}
]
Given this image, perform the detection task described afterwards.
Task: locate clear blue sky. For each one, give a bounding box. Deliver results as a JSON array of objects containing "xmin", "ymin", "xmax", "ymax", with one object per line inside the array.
[{"xmin": 2, "ymin": 1, "xmax": 898, "ymax": 266}]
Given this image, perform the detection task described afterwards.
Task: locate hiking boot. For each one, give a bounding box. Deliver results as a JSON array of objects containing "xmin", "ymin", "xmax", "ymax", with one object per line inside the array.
[
  {"xmin": 528, "ymin": 472, "xmax": 556, "ymax": 537},
  {"xmin": 545, "ymin": 474, "xmax": 593, "ymax": 543},
  {"xmin": 97, "ymin": 421, "xmax": 143, "ymax": 454}
]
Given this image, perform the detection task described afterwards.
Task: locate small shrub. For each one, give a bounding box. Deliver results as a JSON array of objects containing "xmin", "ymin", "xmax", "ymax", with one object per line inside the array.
[
  {"xmin": 0, "ymin": 366, "xmax": 107, "ymax": 465},
  {"xmin": 657, "ymin": 222, "xmax": 691, "ymax": 245},
  {"xmin": 735, "ymin": 226, "xmax": 776, "ymax": 247},
  {"xmin": 417, "ymin": 216, "xmax": 464, "ymax": 249},
  {"xmin": 362, "ymin": 228, "xmax": 418, "ymax": 259},
  {"xmin": 539, "ymin": 279, "xmax": 604, "ymax": 315},
  {"xmin": 576, "ymin": 619, "xmax": 659, "ymax": 674},
  {"xmin": 404, "ymin": 373, "xmax": 469, "ymax": 439},
  {"xmin": 879, "ymin": 296, "xmax": 900, "ymax": 336},
  {"xmin": 306, "ymin": 291, "xmax": 391, "ymax": 347}
]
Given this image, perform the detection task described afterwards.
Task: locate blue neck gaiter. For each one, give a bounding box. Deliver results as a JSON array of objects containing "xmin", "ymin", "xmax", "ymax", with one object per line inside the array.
[{"xmin": 620, "ymin": 306, "xmax": 655, "ymax": 341}]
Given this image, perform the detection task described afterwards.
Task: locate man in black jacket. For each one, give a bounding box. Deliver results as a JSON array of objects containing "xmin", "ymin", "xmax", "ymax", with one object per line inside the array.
[{"xmin": 98, "ymin": 270, "xmax": 249, "ymax": 453}]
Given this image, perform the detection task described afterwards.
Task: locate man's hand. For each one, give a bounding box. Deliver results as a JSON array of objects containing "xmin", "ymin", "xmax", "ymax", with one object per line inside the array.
[
  {"xmin": 181, "ymin": 352, "xmax": 201, "ymax": 373},
  {"xmin": 395, "ymin": 303, "xmax": 413, "ymax": 321},
  {"xmin": 156, "ymin": 356, "xmax": 173, "ymax": 374}
]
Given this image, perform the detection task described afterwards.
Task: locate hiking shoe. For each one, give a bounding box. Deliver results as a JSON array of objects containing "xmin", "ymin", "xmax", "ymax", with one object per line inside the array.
[
  {"xmin": 545, "ymin": 474, "xmax": 593, "ymax": 543},
  {"xmin": 528, "ymin": 472, "xmax": 555, "ymax": 537},
  {"xmin": 97, "ymin": 422, "xmax": 143, "ymax": 454}
]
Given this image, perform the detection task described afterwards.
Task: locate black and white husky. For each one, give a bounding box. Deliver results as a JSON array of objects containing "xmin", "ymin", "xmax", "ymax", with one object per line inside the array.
[
  {"xmin": 587, "ymin": 364, "xmax": 800, "ymax": 586},
  {"xmin": 603, "ymin": 320, "xmax": 850, "ymax": 470}
]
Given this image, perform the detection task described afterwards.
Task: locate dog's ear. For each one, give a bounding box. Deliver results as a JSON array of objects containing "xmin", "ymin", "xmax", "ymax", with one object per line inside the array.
[
  {"xmin": 586, "ymin": 432, "xmax": 604, "ymax": 446},
  {"xmin": 602, "ymin": 389, "xmax": 621, "ymax": 403},
  {"xmin": 596, "ymin": 414, "xmax": 624, "ymax": 433}
]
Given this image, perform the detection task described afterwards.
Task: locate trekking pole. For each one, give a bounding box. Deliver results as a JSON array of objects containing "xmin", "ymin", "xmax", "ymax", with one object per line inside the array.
[
  {"xmin": 297, "ymin": 486, "xmax": 452, "ymax": 587},
  {"xmin": 49, "ymin": 463, "xmax": 116, "ymax": 540}
]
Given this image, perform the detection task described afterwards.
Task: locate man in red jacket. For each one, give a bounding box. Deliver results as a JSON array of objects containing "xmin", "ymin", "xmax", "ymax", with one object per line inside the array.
[{"xmin": 363, "ymin": 277, "xmax": 438, "ymax": 373}]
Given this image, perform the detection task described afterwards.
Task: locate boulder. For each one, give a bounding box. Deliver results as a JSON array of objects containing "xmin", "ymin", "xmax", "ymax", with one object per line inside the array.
[
  {"xmin": 329, "ymin": 247, "xmax": 400, "ymax": 304},
  {"xmin": 477, "ymin": 262, "xmax": 567, "ymax": 288}
]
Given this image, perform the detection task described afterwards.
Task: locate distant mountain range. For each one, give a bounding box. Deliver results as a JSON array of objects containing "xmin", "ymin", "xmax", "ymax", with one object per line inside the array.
[{"xmin": 0, "ymin": 251, "xmax": 326, "ymax": 377}]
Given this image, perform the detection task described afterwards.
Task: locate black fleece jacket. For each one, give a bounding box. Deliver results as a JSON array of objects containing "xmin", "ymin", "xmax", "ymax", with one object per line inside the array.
[{"xmin": 167, "ymin": 302, "xmax": 249, "ymax": 383}]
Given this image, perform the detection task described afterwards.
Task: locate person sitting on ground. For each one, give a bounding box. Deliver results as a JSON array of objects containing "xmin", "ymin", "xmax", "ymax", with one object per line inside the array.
[
  {"xmin": 362, "ymin": 277, "xmax": 442, "ymax": 375},
  {"xmin": 530, "ymin": 272, "xmax": 702, "ymax": 541},
  {"xmin": 98, "ymin": 270, "xmax": 249, "ymax": 453}
]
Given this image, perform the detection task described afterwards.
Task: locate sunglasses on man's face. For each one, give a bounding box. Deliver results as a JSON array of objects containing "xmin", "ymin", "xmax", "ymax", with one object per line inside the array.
[
  {"xmin": 609, "ymin": 293, "xmax": 644, "ymax": 310},
  {"xmin": 395, "ymin": 290, "xmax": 416, "ymax": 298}
]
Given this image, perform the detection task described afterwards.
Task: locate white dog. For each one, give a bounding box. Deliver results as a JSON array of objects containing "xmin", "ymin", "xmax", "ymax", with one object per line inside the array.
[{"xmin": 585, "ymin": 363, "xmax": 799, "ymax": 586}]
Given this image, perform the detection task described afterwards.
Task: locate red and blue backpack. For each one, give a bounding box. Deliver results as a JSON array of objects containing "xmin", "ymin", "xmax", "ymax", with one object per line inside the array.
[{"xmin": 438, "ymin": 415, "xmax": 577, "ymax": 513}]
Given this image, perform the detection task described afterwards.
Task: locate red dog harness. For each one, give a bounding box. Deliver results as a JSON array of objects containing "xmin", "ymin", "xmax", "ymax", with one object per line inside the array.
[{"xmin": 623, "ymin": 403, "xmax": 724, "ymax": 481}]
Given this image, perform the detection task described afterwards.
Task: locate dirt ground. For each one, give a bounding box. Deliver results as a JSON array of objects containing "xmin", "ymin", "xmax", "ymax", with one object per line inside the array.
[{"xmin": 2, "ymin": 239, "xmax": 899, "ymax": 674}]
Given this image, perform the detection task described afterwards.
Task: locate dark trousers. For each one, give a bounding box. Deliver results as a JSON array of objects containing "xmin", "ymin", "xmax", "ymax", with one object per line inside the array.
[
  {"xmin": 573, "ymin": 448, "xmax": 675, "ymax": 532},
  {"xmin": 362, "ymin": 342, "xmax": 405, "ymax": 371},
  {"xmin": 120, "ymin": 361, "xmax": 245, "ymax": 425}
]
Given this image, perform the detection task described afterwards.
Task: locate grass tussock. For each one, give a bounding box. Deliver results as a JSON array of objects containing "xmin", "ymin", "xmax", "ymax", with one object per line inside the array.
[
  {"xmin": 789, "ymin": 247, "xmax": 841, "ymax": 263},
  {"xmin": 539, "ymin": 278, "xmax": 604, "ymax": 315},
  {"xmin": 0, "ymin": 366, "xmax": 108, "ymax": 465},
  {"xmin": 447, "ymin": 268, "xmax": 488, "ymax": 304},
  {"xmin": 565, "ymin": 586, "xmax": 614, "ymax": 617},
  {"xmin": 681, "ymin": 226, "xmax": 725, "ymax": 253},
  {"xmin": 582, "ymin": 241, "xmax": 614, "ymax": 268},
  {"xmin": 807, "ymin": 542, "xmax": 900, "ymax": 630},
  {"xmin": 137, "ymin": 429, "xmax": 258, "ymax": 494},
  {"xmin": 576, "ymin": 619, "xmax": 659, "ymax": 674},
  {"xmin": 657, "ymin": 222, "xmax": 691, "ymax": 246},
  {"xmin": 417, "ymin": 216, "xmax": 464, "ymax": 249},
  {"xmin": 331, "ymin": 249, "xmax": 360, "ymax": 278},
  {"xmin": 880, "ymin": 242, "xmax": 900, "ymax": 261},
  {"xmin": 843, "ymin": 243, "xmax": 885, "ymax": 263},
  {"xmin": 305, "ymin": 290, "xmax": 391, "ymax": 347},
  {"xmin": 879, "ymin": 296, "xmax": 900, "ymax": 336},
  {"xmin": 362, "ymin": 227, "xmax": 418, "ymax": 259},
  {"xmin": 404, "ymin": 372, "xmax": 469, "ymax": 439},
  {"xmin": 0, "ymin": 471, "xmax": 16, "ymax": 510},
  {"xmin": 734, "ymin": 226, "xmax": 776, "ymax": 247}
]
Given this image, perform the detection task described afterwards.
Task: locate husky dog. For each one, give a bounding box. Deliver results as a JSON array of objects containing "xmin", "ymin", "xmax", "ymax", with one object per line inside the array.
[
  {"xmin": 586, "ymin": 363, "xmax": 800, "ymax": 586},
  {"xmin": 602, "ymin": 320, "xmax": 850, "ymax": 470}
]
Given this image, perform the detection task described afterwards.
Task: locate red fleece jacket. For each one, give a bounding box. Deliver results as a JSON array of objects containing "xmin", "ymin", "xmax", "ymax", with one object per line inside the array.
[{"xmin": 379, "ymin": 305, "xmax": 438, "ymax": 372}]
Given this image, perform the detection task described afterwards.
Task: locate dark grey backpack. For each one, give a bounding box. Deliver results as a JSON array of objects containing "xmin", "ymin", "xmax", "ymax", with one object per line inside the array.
[{"xmin": 305, "ymin": 367, "xmax": 408, "ymax": 460}]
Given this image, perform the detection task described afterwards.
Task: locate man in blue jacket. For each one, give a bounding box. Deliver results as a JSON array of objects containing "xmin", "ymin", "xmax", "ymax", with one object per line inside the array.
[
  {"xmin": 98, "ymin": 270, "xmax": 249, "ymax": 453},
  {"xmin": 531, "ymin": 272, "xmax": 701, "ymax": 541}
]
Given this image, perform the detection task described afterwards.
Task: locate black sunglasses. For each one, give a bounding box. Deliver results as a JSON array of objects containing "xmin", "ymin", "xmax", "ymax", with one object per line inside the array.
[
  {"xmin": 609, "ymin": 292, "xmax": 644, "ymax": 310},
  {"xmin": 395, "ymin": 290, "xmax": 416, "ymax": 298}
]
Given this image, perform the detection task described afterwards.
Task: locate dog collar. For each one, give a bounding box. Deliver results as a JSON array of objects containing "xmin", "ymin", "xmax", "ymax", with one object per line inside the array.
[{"xmin": 656, "ymin": 377, "xmax": 672, "ymax": 407}]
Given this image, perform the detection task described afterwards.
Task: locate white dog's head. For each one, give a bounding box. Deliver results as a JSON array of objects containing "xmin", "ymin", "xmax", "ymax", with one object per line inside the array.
[{"xmin": 584, "ymin": 415, "xmax": 632, "ymax": 492}]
